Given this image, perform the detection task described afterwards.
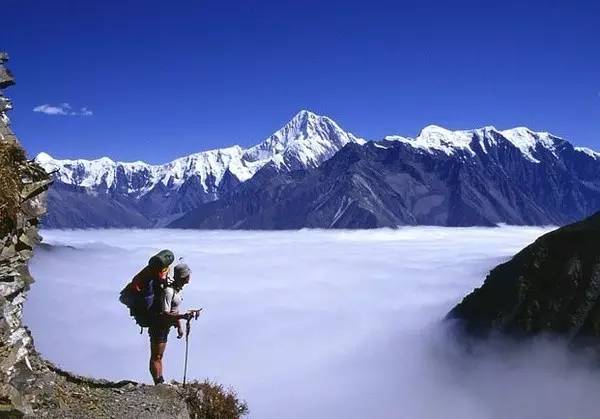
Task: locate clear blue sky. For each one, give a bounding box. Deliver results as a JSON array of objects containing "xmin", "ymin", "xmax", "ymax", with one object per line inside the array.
[{"xmin": 3, "ymin": 0, "xmax": 599, "ymax": 163}]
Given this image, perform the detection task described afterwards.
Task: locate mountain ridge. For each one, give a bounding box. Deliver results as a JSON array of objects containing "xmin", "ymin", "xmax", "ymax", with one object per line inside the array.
[
  {"xmin": 170, "ymin": 128, "xmax": 600, "ymax": 229},
  {"xmin": 37, "ymin": 111, "xmax": 600, "ymax": 229},
  {"xmin": 38, "ymin": 110, "xmax": 365, "ymax": 227},
  {"xmin": 36, "ymin": 110, "xmax": 364, "ymax": 193}
]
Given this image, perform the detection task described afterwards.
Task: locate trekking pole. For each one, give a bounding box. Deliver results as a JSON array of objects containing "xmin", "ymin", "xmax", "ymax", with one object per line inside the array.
[
  {"xmin": 183, "ymin": 309, "xmax": 202, "ymax": 387},
  {"xmin": 183, "ymin": 319, "xmax": 190, "ymax": 387}
]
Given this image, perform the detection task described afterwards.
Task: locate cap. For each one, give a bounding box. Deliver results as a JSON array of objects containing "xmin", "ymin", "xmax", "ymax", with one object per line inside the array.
[{"xmin": 174, "ymin": 263, "xmax": 191, "ymax": 280}]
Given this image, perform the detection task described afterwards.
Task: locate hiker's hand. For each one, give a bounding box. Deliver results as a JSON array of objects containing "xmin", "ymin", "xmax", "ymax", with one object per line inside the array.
[
  {"xmin": 188, "ymin": 309, "xmax": 202, "ymax": 319},
  {"xmin": 177, "ymin": 325, "xmax": 184, "ymax": 339}
]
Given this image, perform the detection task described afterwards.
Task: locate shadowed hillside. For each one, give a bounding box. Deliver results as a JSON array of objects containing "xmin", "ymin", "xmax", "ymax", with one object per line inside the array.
[{"xmin": 448, "ymin": 210, "xmax": 600, "ymax": 345}]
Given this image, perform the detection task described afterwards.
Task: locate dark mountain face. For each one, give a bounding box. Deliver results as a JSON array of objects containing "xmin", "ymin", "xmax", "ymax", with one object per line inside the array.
[
  {"xmin": 135, "ymin": 175, "xmax": 218, "ymax": 225},
  {"xmin": 169, "ymin": 134, "xmax": 600, "ymax": 229},
  {"xmin": 447, "ymin": 211, "xmax": 600, "ymax": 341},
  {"xmin": 43, "ymin": 177, "xmax": 152, "ymax": 229}
]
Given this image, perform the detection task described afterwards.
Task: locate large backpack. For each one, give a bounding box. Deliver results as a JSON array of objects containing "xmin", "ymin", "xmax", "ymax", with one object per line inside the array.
[{"xmin": 119, "ymin": 250, "xmax": 174, "ymax": 330}]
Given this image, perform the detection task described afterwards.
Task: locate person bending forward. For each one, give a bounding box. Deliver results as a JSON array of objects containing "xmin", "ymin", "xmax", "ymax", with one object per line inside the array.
[{"xmin": 148, "ymin": 263, "xmax": 192, "ymax": 384}]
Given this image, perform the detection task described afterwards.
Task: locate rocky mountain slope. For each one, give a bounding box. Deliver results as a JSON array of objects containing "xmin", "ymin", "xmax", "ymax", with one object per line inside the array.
[
  {"xmin": 38, "ymin": 110, "xmax": 364, "ymax": 228},
  {"xmin": 170, "ymin": 126, "xmax": 600, "ymax": 229},
  {"xmin": 447, "ymin": 209, "xmax": 600, "ymax": 340},
  {"xmin": 0, "ymin": 53, "xmax": 247, "ymax": 418}
]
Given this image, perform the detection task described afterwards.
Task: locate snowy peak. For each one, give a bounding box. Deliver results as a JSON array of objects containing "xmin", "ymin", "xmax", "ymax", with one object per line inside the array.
[
  {"xmin": 37, "ymin": 110, "xmax": 364, "ymax": 196},
  {"xmin": 575, "ymin": 147, "xmax": 600, "ymax": 160},
  {"xmin": 387, "ymin": 124, "xmax": 565, "ymax": 163},
  {"xmin": 40, "ymin": 112, "xmax": 593, "ymax": 205},
  {"xmin": 35, "ymin": 146, "xmax": 253, "ymax": 196},
  {"xmin": 497, "ymin": 127, "xmax": 561, "ymax": 162},
  {"xmin": 35, "ymin": 152, "xmax": 55, "ymax": 164},
  {"xmin": 243, "ymin": 110, "xmax": 365, "ymax": 169},
  {"xmin": 385, "ymin": 125, "xmax": 479, "ymax": 157},
  {"xmin": 161, "ymin": 145, "xmax": 252, "ymax": 186},
  {"xmin": 416, "ymin": 125, "xmax": 477, "ymax": 156},
  {"xmin": 35, "ymin": 153, "xmax": 124, "ymax": 190}
]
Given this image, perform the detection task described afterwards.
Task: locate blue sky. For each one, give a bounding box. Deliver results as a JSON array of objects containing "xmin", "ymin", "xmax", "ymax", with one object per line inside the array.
[{"xmin": 3, "ymin": 0, "xmax": 599, "ymax": 163}]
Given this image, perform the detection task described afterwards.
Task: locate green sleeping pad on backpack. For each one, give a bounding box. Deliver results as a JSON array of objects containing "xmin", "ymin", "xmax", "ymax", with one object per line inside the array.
[{"xmin": 148, "ymin": 249, "xmax": 175, "ymax": 269}]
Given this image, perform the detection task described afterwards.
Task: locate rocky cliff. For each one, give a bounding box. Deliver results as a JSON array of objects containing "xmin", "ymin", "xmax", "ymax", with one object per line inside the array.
[
  {"xmin": 0, "ymin": 54, "xmax": 246, "ymax": 418},
  {"xmin": 447, "ymin": 209, "xmax": 600, "ymax": 344}
]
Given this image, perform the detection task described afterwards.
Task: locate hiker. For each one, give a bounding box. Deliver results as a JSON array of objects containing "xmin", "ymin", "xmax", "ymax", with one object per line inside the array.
[{"xmin": 148, "ymin": 262, "xmax": 194, "ymax": 385}]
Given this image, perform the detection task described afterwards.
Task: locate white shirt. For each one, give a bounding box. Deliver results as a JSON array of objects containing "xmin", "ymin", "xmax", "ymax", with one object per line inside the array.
[{"xmin": 161, "ymin": 287, "xmax": 182, "ymax": 314}]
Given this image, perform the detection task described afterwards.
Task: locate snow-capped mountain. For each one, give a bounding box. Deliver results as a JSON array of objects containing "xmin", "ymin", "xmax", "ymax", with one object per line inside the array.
[
  {"xmin": 40, "ymin": 112, "xmax": 600, "ymax": 229},
  {"xmin": 243, "ymin": 109, "xmax": 365, "ymax": 169},
  {"xmin": 37, "ymin": 145, "xmax": 253, "ymax": 198},
  {"xmin": 170, "ymin": 124, "xmax": 600, "ymax": 229},
  {"xmin": 385, "ymin": 125, "xmax": 564, "ymax": 163},
  {"xmin": 38, "ymin": 110, "xmax": 365, "ymax": 227}
]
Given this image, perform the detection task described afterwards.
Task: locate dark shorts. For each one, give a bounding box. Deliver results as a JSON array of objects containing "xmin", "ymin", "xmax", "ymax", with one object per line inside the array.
[{"xmin": 148, "ymin": 318, "xmax": 171, "ymax": 344}]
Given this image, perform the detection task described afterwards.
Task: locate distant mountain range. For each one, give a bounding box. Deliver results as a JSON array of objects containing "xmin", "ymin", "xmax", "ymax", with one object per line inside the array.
[
  {"xmin": 37, "ymin": 110, "xmax": 600, "ymax": 229},
  {"xmin": 37, "ymin": 110, "xmax": 364, "ymax": 228}
]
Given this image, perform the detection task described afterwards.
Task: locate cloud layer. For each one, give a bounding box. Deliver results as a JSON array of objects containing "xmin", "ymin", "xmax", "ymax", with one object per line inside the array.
[
  {"xmin": 33, "ymin": 103, "xmax": 93, "ymax": 116},
  {"xmin": 25, "ymin": 227, "xmax": 600, "ymax": 419}
]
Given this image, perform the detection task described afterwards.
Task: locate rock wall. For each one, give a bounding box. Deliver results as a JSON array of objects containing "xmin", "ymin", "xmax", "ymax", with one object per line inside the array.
[
  {"xmin": 0, "ymin": 51, "xmax": 53, "ymax": 416},
  {"xmin": 0, "ymin": 53, "xmax": 247, "ymax": 418}
]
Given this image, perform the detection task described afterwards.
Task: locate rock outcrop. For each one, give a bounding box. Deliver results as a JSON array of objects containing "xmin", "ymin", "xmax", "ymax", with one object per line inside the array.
[
  {"xmin": 447, "ymin": 210, "xmax": 600, "ymax": 343},
  {"xmin": 0, "ymin": 54, "xmax": 247, "ymax": 418}
]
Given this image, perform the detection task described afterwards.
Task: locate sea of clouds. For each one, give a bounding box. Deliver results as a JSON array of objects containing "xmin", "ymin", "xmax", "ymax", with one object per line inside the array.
[{"xmin": 25, "ymin": 227, "xmax": 600, "ymax": 419}]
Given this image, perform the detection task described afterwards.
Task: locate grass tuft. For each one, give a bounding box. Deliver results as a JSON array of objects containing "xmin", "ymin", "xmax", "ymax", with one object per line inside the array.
[
  {"xmin": 182, "ymin": 379, "xmax": 249, "ymax": 419},
  {"xmin": 0, "ymin": 140, "xmax": 26, "ymax": 237}
]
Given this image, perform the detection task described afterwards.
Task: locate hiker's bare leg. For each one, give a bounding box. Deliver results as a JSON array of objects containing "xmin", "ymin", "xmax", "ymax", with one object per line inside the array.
[{"xmin": 150, "ymin": 342, "xmax": 166, "ymax": 383}]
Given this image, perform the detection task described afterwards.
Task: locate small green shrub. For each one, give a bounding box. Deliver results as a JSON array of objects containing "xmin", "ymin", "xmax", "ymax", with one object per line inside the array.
[
  {"xmin": 183, "ymin": 379, "xmax": 249, "ymax": 419},
  {"xmin": 0, "ymin": 140, "xmax": 26, "ymax": 237}
]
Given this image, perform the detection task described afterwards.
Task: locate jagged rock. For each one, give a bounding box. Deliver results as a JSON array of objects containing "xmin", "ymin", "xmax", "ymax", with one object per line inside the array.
[
  {"xmin": 0, "ymin": 244, "xmax": 16, "ymax": 259},
  {"xmin": 0, "ymin": 70, "xmax": 14, "ymax": 90},
  {"xmin": 20, "ymin": 197, "xmax": 46, "ymax": 220},
  {"xmin": 0, "ymin": 53, "xmax": 14, "ymax": 88},
  {"xmin": 0, "ymin": 97, "xmax": 12, "ymax": 113},
  {"xmin": 15, "ymin": 234, "xmax": 34, "ymax": 252},
  {"xmin": 447, "ymin": 210, "xmax": 600, "ymax": 343},
  {"xmin": 19, "ymin": 179, "xmax": 52, "ymax": 203}
]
